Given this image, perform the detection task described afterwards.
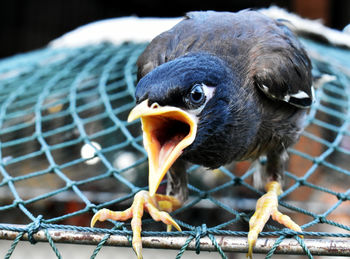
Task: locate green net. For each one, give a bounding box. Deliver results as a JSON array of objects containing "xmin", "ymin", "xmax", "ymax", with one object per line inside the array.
[{"xmin": 0, "ymin": 38, "xmax": 350, "ymax": 259}]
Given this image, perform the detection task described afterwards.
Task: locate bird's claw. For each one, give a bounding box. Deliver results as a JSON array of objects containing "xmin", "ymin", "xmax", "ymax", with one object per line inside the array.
[
  {"xmin": 247, "ymin": 181, "xmax": 302, "ymax": 259},
  {"xmin": 91, "ymin": 190, "xmax": 182, "ymax": 259}
]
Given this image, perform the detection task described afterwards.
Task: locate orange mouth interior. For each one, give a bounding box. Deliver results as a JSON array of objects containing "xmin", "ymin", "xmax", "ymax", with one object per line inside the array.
[
  {"xmin": 128, "ymin": 100, "xmax": 197, "ymax": 196},
  {"xmin": 146, "ymin": 115, "xmax": 190, "ymax": 171}
]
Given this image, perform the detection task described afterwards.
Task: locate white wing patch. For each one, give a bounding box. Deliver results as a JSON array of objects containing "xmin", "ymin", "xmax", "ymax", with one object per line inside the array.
[
  {"xmin": 283, "ymin": 90, "xmax": 312, "ymax": 103},
  {"xmin": 285, "ymin": 89, "xmax": 313, "ymax": 108},
  {"xmin": 258, "ymin": 83, "xmax": 313, "ymax": 108},
  {"xmin": 261, "ymin": 84, "xmax": 269, "ymax": 93},
  {"xmin": 290, "ymin": 90, "xmax": 310, "ymax": 99},
  {"xmin": 260, "ymin": 84, "xmax": 277, "ymax": 98}
]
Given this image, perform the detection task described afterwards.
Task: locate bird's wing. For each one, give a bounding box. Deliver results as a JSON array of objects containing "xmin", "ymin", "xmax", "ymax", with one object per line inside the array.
[{"xmin": 249, "ymin": 20, "xmax": 314, "ymax": 108}]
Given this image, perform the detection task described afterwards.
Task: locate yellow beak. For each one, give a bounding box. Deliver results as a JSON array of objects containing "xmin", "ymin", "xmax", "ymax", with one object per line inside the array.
[{"xmin": 128, "ymin": 99, "xmax": 197, "ymax": 196}]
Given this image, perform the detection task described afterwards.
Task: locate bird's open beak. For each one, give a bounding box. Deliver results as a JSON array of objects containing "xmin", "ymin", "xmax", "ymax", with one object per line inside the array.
[{"xmin": 128, "ymin": 99, "xmax": 197, "ymax": 196}]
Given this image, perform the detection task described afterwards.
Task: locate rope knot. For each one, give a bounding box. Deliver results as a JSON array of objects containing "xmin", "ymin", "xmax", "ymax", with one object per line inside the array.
[
  {"xmin": 298, "ymin": 179, "xmax": 306, "ymax": 186},
  {"xmin": 88, "ymin": 203, "xmax": 97, "ymax": 210},
  {"xmin": 317, "ymin": 215, "xmax": 326, "ymax": 223},
  {"xmin": 50, "ymin": 164, "xmax": 59, "ymax": 171},
  {"xmin": 313, "ymin": 157, "xmax": 322, "ymax": 164},
  {"xmin": 27, "ymin": 215, "xmax": 43, "ymax": 244},
  {"xmin": 199, "ymin": 191, "xmax": 208, "ymax": 199},
  {"xmin": 195, "ymin": 224, "xmax": 208, "ymax": 254},
  {"xmin": 233, "ymin": 177, "xmax": 242, "ymax": 185},
  {"xmin": 282, "ymin": 228, "xmax": 295, "ymax": 236},
  {"xmin": 336, "ymin": 193, "xmax": 348, "ymax": 201},
  {"xmin": 14, "ymin": 198, "xmax": 24, "ymax": 206}
]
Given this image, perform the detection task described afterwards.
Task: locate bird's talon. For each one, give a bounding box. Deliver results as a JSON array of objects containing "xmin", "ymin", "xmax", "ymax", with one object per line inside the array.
[
  {"xmin": 90, "ymin": 211, "xmax": 100, "ymax": 228},
  {"xmin": 247, "ymin": 181, "xmax": 302, "ymax": 258},
  {"xmin": 247, "ymin": 232, "xmax": 258, "ymax": 259},
  {"xmin": 133, "ymin": 241, "xmax": 143, "ymax": 259},
  {"xmin": 91, "ymin": 208, "xmax": 114, "ymax": 227},
  {"xmin": 159, "ymin": 211, "xmax": 182, "ymax": 231},
  {"xmin": 91, "ymin": 191, "xmax": 181, "ymax": 259}
]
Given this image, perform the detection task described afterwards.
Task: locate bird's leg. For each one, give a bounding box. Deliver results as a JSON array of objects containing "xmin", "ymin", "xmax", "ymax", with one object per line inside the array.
[
  {"xmin": 247, "ymin": 181, "xmax": 302, "ymax": 258},
  {"xmin": 247, "ymin": 151, "xmax": 302, "ymax": 259},
  {"xmin": 91, "ymin": 161, "xmax": 187, "ymax": 259},
  {"xmin": 165, "ymin": 159, "xmax": 188, "ymax": 231},
  {"xmin": 91, "ymin": 191, "xmax": 182, "ymax": 259}
]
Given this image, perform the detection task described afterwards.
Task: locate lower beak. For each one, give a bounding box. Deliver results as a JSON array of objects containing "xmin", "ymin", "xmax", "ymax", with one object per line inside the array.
[{"xmin": 128, "ymin": 99, "xmax": 197, "ymax": 196}]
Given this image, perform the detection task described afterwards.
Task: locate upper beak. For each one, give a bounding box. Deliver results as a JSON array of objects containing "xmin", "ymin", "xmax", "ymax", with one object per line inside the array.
[{"xmin": 128, "ymin": 99, "xmax": 197, "ymax": 196}]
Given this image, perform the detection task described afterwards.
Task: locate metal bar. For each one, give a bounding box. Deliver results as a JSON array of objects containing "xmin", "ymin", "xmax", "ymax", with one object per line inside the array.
[{"xmin": 1, "ymin": 226, "xmax": 350, "ymax": 256}]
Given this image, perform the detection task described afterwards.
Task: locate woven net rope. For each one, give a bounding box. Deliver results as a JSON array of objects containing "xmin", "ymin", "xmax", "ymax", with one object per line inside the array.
[{"xmin": 0, "ymin": 37, "xmax": 350, "ymax": 259}]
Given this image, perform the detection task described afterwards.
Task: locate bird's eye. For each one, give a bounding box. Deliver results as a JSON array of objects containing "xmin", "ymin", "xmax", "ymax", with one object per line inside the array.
[{"xmin": 189, "ymin": 84, "xmax": 205, "ymax": 105}]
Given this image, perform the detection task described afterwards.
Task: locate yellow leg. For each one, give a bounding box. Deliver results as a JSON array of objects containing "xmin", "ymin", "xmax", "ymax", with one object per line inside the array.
[
  {"xmin": 247, "ymin": 181, "xmax": 302, "ymax": 259},
  {"xmin": 91, "ymin": 190, "xmax": 182, "ymax": 259}
]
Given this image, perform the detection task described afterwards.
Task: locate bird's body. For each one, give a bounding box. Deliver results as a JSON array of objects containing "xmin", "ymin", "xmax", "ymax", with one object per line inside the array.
[
  {"xmin": 92, "ymin": 10, "xmax": 313, "ymax": 258},
  {"xmin": 136, "ymin": 10, "xmax": 312, "ymax": 187}
]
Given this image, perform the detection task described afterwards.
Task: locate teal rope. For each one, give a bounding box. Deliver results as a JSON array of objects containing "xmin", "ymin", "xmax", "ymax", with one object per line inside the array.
[
  {"xmin": 90, "ymin": 233, "xmax": 112, "ymax": 259},
  {"xmin": 0, "ymin": 40, "xmax": 350, "ymax": 259},
  {"xmin": 294, "ymin": 235, "xmax": 313, "ymax": 259},
  {"xmin": 45, "ymin": 229, "xmax": 62, "ymax": 259},
  {"xmin": 175, "ymin": 236, "xmax": 195, "ymax": 259},
  {"xmin": 265, "ymin": 235, "xmax": 285, "ymax": 259},
  {"xmin": 5, "ymin": 232, "xmax": 24, "ymax": 259},
  {"xmin": 207, "ymin": 234, "xmax": 228, "ymax": 259}
]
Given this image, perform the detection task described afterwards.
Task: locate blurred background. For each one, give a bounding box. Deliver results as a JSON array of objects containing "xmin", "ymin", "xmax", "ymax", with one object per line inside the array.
[{"xmin": 1, "ymin": 0, "xmax": 350, "ymax": 59}]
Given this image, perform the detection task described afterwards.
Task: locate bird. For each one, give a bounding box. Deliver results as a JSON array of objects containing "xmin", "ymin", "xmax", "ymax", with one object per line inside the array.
[{"xmin": 91, "ymin": 10, "xmax": 313, "ymax": 259}]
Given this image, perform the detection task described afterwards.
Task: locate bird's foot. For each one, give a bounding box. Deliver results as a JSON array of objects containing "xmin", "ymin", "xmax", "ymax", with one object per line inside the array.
[
  {"xmin": 247, "ymin": 181, "xmax": 302, "ymax": 259},
  {"xmin": 91, "ymin": 190, "xmax": 182, "ymax": 259}
]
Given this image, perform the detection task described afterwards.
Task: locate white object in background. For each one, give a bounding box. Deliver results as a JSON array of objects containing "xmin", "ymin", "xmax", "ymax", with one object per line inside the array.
[
  {"xmin": 50, "ymin": 7, "xmax": 350, "ymax": 49},
  {"xmin": 81, "ymin": 141, "xmax": 102, "ymax": 165},
  {"xmin": 114, "ymin": 151, "xmax": 138, "ymax": 170},
  {"xmin": 50, "ymin": 16, "xmax": 182, "ymax": 48},
  {"xmin": 261, "ymin": 6, "xmax": 350, "ymax": 48}
]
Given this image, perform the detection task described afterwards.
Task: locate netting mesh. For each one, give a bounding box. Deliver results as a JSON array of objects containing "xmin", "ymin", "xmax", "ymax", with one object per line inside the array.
[{"xmin": 0, "ymin": 39, "xmax": 350, "ymax": 259}]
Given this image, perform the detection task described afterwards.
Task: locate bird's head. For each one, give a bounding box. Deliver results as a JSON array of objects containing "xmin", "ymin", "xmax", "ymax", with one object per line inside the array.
[{"xmin": 128, "ymin": 52, "xmax": 258, "ymax": 196}]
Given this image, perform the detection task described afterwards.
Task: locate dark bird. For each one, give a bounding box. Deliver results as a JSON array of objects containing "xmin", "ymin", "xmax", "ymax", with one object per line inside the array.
[{"xmin": 91, "ymin": 10, "xmax": 313, "ymax": 258}]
